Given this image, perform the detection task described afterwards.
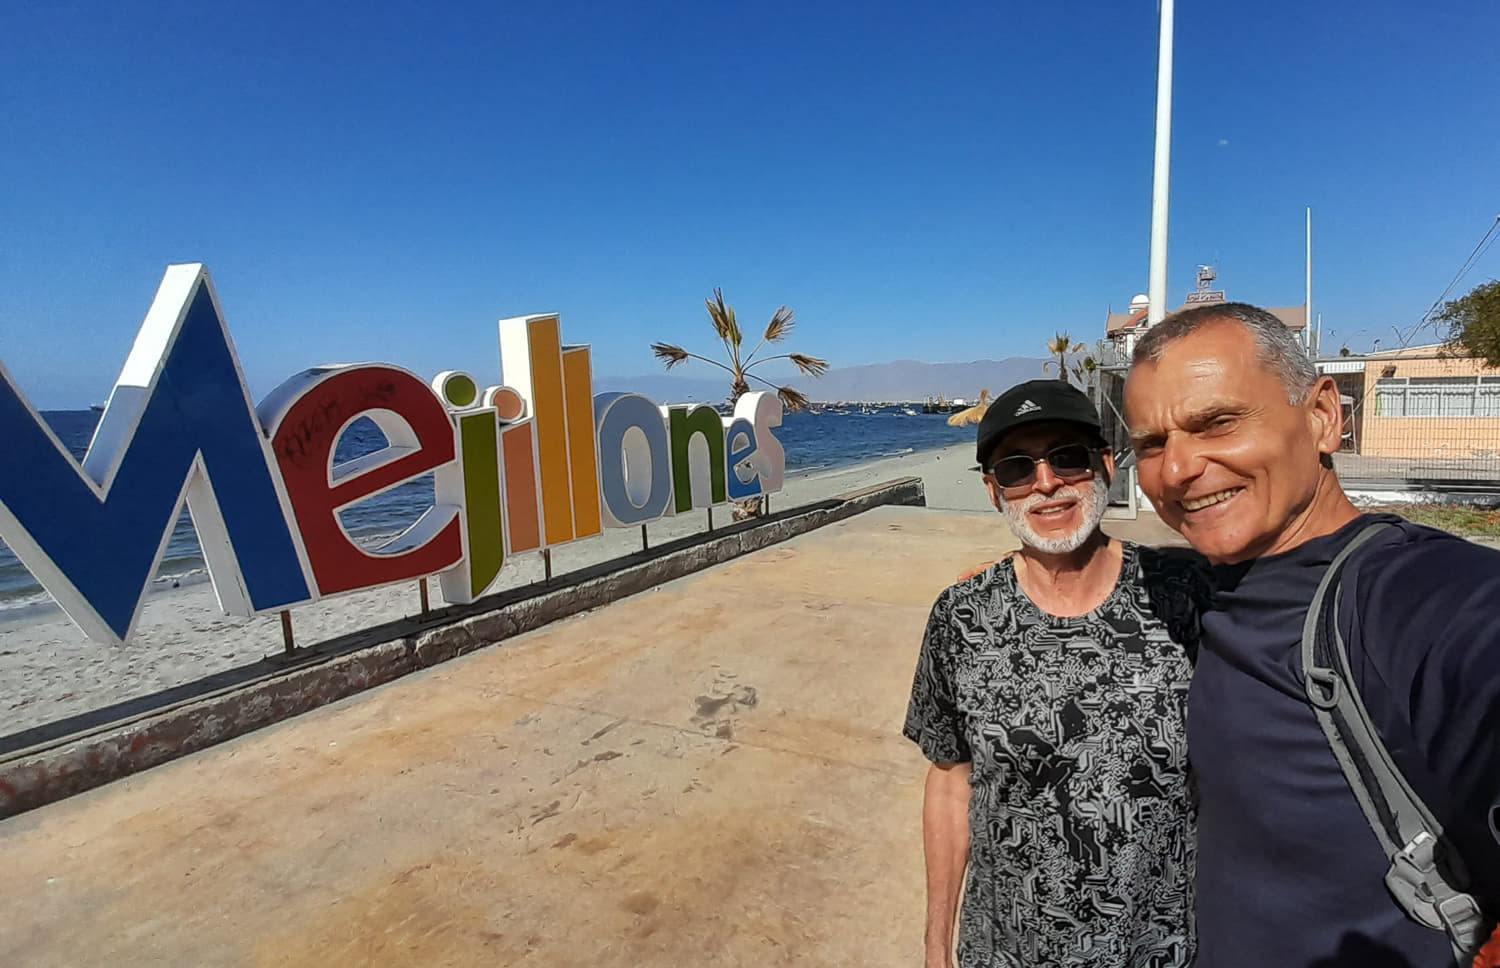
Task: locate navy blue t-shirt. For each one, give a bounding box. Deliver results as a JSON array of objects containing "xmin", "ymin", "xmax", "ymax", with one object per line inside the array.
[{"xmin": 1192, "ymin": 514, "xmax": 1500, "ymax": 968}]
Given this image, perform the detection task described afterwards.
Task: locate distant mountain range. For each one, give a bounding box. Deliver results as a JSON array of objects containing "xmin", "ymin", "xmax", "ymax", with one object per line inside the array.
[{"xmin": 595, "ymin": 356, "xmax": 1053, "ymax": 405}]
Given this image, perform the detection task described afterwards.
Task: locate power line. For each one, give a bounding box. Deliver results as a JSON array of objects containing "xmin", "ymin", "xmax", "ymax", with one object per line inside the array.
[
  {"xmin": 1416, "ymin": 214, "xmax": 1500, "ymax": 321},
  {"xmin": 1405, "ymin": 214, "xmax": 1500, "ymax": 346}
]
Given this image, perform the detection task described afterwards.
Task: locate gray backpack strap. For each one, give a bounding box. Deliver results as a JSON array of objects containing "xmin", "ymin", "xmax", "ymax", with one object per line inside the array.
[{"xmin": 1301, "ymin": 521, "xmax": 1490, "ymax": 965}]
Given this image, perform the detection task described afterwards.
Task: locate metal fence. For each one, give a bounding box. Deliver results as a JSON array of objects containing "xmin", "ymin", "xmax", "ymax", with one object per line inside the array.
[
  {"xmin": 1093, "ymin": 364, "xmax": 1137, "ymax": 507},
  {"xmin": 1321, "ymin": 353, "xmax": 1500, "ymax": 490},
  {"xmin": 1092, "ymin": 353, "xmax": 1500, "ymax": 497}
]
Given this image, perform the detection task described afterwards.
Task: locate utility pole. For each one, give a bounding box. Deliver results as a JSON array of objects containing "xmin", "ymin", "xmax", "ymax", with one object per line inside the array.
[{"xmin": 1147, "ymin": 0, "xmax": 1175, "ymax": 325}]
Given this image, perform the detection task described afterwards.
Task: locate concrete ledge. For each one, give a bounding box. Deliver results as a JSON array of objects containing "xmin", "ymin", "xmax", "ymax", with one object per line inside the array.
[
  {"xmin": 1346, "ymin": 486, "xmax": 1500, "ymax": 506},
  {"xmin": 0, "ymin": 477, "xmax": 924, "ymax": 819}
]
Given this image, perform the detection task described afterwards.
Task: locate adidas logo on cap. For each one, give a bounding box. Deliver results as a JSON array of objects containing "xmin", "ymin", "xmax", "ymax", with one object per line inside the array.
[{"xmin": 1013, "ymin": 399, "xmax": 1042, "ymax": 416}]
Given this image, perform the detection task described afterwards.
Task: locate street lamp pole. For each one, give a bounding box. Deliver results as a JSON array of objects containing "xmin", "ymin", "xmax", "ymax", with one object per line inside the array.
[{"xmin": 1147, "ymin": 0, "xmax": 1175, "ymax": 325}]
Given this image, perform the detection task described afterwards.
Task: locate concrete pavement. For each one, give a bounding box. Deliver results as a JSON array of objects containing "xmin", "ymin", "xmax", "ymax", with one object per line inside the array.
[{"xmin": 0, "ymin": 505, "xmax": 1183, "ymax": 967}]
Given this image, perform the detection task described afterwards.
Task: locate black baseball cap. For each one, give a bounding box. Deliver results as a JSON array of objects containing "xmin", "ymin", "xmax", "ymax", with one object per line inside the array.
[{"xmin": 975, "ymin": 379, "xmax": 1105, "ymax": 466}]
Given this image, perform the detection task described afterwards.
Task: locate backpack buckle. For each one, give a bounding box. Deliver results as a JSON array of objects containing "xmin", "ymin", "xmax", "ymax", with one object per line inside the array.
[{"xmin": 1385, "ymin": 832, "xmax": 1488, "ymax": 952}]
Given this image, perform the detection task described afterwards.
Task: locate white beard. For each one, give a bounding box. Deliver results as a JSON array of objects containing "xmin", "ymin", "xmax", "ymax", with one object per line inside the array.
[{"xmin": 999, "ymin": 476, "xmax": 1110, "ymax": 554}]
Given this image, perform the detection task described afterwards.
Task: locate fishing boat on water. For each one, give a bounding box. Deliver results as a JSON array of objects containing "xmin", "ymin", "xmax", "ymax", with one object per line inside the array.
[{"xmin": 922, "ymin": 395, "xmax": 965, "ymax": 414}]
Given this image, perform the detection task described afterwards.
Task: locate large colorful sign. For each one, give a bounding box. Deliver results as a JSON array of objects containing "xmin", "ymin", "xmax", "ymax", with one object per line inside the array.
[{"xmin": 0, "ymin": 264, "xmax": 786, "ymax": 645}]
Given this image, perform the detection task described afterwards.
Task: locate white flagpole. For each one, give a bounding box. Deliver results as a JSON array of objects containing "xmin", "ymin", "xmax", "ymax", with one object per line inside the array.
[
  {"xmin": 1147, "ymin": 0, "xmax": 1175, "ymax": 325},
  {"xmin": 1306, "ymin": 206, "xmax": 1315, "ymax": 354}
]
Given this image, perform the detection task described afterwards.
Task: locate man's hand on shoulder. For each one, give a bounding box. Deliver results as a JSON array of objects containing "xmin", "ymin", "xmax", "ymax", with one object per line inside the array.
[
  {"xmin": 957, "ymin": 550, "xmax": 1014, "ymax": 583},
  {"xmin": 957, "ymin": 561, "xmax": 994, "ymax": 582}
]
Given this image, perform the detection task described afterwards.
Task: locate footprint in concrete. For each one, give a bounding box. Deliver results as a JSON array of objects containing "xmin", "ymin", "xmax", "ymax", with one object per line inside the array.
[{"xmin": 691, "ymin": 681, "xmax": 758, "ymax": 740}]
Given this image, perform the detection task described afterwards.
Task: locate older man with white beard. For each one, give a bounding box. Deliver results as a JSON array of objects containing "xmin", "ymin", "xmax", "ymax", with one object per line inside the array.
[{"xmin": 904, "ymin": 379, "xmax": 1210, "ymax": 968}]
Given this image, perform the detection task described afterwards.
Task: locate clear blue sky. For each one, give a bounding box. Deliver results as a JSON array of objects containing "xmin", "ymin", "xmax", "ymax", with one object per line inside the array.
[{"xmin": 3, "ymin": 0, "xmax": 1497, "ymax": 409}]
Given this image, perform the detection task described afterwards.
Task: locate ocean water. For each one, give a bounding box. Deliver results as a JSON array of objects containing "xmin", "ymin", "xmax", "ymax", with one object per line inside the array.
[{"xmin": 0, "ymin": 406, "xmax": 973, "ymax": 613}]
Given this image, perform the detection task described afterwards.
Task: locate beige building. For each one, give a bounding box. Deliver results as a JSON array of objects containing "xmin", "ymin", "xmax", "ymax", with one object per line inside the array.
[{"xmin": 1326, "ymin": 345, "xmax": 1500, "ymax": 460}]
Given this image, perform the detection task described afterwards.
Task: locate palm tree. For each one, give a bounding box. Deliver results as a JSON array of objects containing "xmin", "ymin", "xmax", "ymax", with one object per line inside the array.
[
  {"xmin": 1070, "ymin": 350, "xmax": 1100, "ymax": 389},
  {"xmin": 651, "ymin": 289, "xmax": 828, "ymax": 411},
  {"xmin": 1042, "ymin": 332, "xmax": 1085, "ymax": 384}
]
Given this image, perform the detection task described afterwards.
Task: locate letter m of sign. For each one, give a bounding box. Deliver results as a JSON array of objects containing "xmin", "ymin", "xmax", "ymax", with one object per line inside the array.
[{"xmin": 0, "ymin": 265, "xmax": 310, "ymax": 644}]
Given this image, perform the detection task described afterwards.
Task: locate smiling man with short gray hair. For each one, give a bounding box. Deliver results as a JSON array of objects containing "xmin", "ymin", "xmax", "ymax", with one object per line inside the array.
[{"xmin": 1126, "ymin": 302, "xmax": 1500, "ymax": 966}]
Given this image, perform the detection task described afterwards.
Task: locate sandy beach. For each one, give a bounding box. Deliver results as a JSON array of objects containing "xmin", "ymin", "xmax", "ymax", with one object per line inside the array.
[{"xmin": 0, "ymin": 441, "xmax": 995, "ymax": 737}]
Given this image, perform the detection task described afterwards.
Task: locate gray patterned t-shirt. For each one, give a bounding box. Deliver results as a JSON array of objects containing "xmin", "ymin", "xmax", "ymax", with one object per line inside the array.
[{"xmin": 903, "ymin": 542, "xmax": 1208, "ymax": 968}]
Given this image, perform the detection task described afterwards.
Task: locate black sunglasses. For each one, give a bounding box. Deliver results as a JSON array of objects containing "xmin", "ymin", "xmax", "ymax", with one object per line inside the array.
[{"xmin": 981, "ymin": 443, "xmax": 1097, "ymax": 489}]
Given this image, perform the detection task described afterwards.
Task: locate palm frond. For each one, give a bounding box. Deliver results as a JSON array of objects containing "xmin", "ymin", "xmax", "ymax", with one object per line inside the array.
[
  {"xmin": 705, "ymin": 287, "xmax": 742, "ymax": 348},
  {"xmin": 651, "ymin": 342, "xmax": 689, "ymax": 370},
  {"xmin": 652, "ymin": 346, "xmax": 740, "ymax": 378},
  {"xmin": 777, "ymin": 386, "xmax": 812, "ymax": 412},
  {"xmin": 788, "ymin": 352, "xmax": 829, "ymax": 378},
  {"xmin": 763, "ymin": 306, "xmax": 795, "ymax": 343},
  {"xmin": 747, "ymin": 352, "xmax": 830, "ymax": 379},
  {"xmin": 705, "ymin": 289, "xmax": 733, "ymax": 341},
  {"xmin": 744, "ymin": 306, "xmax": 797, "ymax": 365}
]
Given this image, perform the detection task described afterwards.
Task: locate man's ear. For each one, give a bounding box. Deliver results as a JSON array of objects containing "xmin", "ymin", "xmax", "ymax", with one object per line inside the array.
[
  {"xmin": 984, "ymin": 474, "xmax": 1005, "ymax": 513},
  {"xmin": 1307, "ymin": 376, "xmax": 1344, "ymax": 456},
  {"xmin": 1100, "ymin": 447, "xmax": 1116, "ymax": 486}
]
